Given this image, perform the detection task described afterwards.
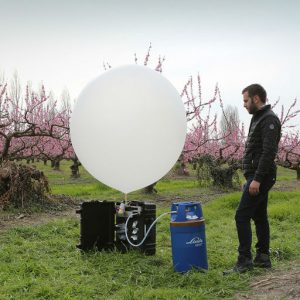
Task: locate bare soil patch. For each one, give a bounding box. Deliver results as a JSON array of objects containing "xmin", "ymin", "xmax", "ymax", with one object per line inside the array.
[
  {"xmin": 0, "ymin": 190, "xmax": 227, "ymax": 234},
  {"xmin": 236, "ymin": 260, "xmax": 300, "ymax": 300},
  {"xmin": 0, "ymin": 194, "xmax": 79, "ymax": 233},
  {"xmin": 273, "ymin": 179, "xmax": 300, "ymax": 192},
  {"xmin": 149, "ymin": 189, "xmax": 227, "ymax": 205},
  {"xmin": 0, "ymin": 179, "xmax": 298, "ymax": 232}
]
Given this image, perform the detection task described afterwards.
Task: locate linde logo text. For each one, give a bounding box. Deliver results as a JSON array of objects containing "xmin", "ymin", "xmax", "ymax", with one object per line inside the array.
[{"xmin": 186, "ymin": 237, "xmax": 203, "ymax": 246}]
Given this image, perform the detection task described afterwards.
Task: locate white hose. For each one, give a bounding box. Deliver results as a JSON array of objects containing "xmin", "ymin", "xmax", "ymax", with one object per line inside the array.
[{"xmin": 124, "ymin": 211, "xmax": 177, "ymax": 247}]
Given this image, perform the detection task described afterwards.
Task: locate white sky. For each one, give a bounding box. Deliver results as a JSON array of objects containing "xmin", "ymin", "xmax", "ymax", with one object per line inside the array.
[{"xmin": 1, "ymin": 0, "xmax": 299, "ymax": 129}]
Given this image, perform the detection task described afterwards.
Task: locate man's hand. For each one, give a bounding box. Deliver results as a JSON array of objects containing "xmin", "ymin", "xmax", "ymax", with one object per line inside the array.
[{"xmin": 249, "ymin": 180, "xmax": 260, "ymax": 196}]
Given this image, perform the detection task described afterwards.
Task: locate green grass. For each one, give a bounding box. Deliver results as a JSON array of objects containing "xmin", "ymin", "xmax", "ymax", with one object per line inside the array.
[
  {"xmin": 276, "ymin": 166, "xmax": 297, "ymax": 181},
  {"xmin": 20, "ymin": 160, "xmax": 298, "ymax": 202},
  {"xmin": 21, "ymin": 160, "xmax": 216, "ymax": 201},
  {"xmin": 0, "ymin": 160, "xmax": 299, "ymax": 299},
  {"xmin": 1, "ymin": 187, "xmax": 300, "ymax": 299}
]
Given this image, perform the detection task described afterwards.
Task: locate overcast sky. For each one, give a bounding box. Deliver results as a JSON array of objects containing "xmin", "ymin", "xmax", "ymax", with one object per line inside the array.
[{"xmin": 1, "ymin": 0, "xmax": 299, "ymax": 128}]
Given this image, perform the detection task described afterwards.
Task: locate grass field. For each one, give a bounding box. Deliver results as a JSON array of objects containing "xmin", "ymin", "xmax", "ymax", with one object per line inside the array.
[
  {"xmin": 0, "ymin": 161, "xmax": 299, "ymax": 299},
  {"xmin": 23, "ymin": 160, "xmax": 299, "ymax": 201}
]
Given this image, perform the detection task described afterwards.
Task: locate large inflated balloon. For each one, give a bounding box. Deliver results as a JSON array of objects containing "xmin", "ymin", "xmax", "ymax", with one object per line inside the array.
[{"xmin": 70, "ymin": 65, "xmax": 187, "ymax": 193}]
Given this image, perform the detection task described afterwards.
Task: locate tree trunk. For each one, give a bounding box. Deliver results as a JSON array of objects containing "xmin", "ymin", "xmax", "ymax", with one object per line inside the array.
[
  {"xmin": 211, "ymin": 167, "xmax": 234, "ymax": 187},
  {"xmin": 43, "ymin": 159, "xmax": 47, "ymax": 165},
  {"xmin": 52, "ymin": 160, "xmax": 60, "ymax": 170},
  {"xmin": 143, "ymin": 182, "xmax": 157, "ymax": 194},
  {"xmin": 175, "ymin": 161, "xmax": 189, "ymax": 176},
  {"xmin": 297, "ymin": 167, "xmax": 300, "ymax": 181},
  {"xmin": 1, "ymin": 137, "xmax": 11, "ymax": 162},
  {"xmin": 70, "ymin": 159, "xmax": 80, "ymax": 178},
  {"xmin": 192, "ymin": 162, "xmax": 197, "ymax": 170}
]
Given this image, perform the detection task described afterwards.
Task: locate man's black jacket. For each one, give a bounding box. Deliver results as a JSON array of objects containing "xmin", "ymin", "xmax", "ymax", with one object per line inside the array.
[{"xmin": 243, "ymin": 105, "xmax": 281, "ymax": 182}]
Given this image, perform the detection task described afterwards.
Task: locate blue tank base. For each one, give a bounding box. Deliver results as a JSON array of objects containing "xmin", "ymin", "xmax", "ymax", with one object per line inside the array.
[{"xmin": 174, "ymin": 264, "xmax": 208, "ymax": 273}]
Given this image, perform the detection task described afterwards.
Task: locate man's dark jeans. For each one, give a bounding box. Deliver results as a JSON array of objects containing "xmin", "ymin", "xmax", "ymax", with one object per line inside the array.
[{"xmin": 235, "ymin": 175, "xmax": 276, "ymax": 259}]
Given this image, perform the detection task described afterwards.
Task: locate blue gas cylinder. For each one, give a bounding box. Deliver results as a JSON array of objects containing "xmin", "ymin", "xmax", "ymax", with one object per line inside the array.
[{"xmin": 170, "ymin": 202, "xmax": 208, "ymax": 273}]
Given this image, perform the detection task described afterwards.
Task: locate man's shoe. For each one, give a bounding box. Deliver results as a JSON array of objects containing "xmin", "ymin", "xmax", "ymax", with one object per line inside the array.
[
  {"xmin": 253, "ymin": 253, "xmax": 272, "ymax": 268},
  {"xmin": 223, "ymin": 256, "xmax": 253, "ymax": 275}
]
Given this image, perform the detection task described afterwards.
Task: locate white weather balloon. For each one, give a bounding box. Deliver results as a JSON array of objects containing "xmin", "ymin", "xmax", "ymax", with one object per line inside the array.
[{"xmin": 70, "ymin": 65, "xmax": 187, "ymax": 194}]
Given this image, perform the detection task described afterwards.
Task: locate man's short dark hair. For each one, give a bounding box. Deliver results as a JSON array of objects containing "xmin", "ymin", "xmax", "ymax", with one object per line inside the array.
[{"xmin": 242, "ymin": 84, "xmax": 267, "ymax": 103}]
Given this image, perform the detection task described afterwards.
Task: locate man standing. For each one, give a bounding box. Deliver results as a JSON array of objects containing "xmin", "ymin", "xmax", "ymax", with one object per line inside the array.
[{"xmin": 224, "ymin": 84, "xmax": 281, "ymax": 274}]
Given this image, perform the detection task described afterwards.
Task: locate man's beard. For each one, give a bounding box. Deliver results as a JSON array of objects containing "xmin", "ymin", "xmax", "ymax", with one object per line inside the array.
[{"xmin": 249, "ymin": 100, "xmax": 258, "ymax": 114}]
